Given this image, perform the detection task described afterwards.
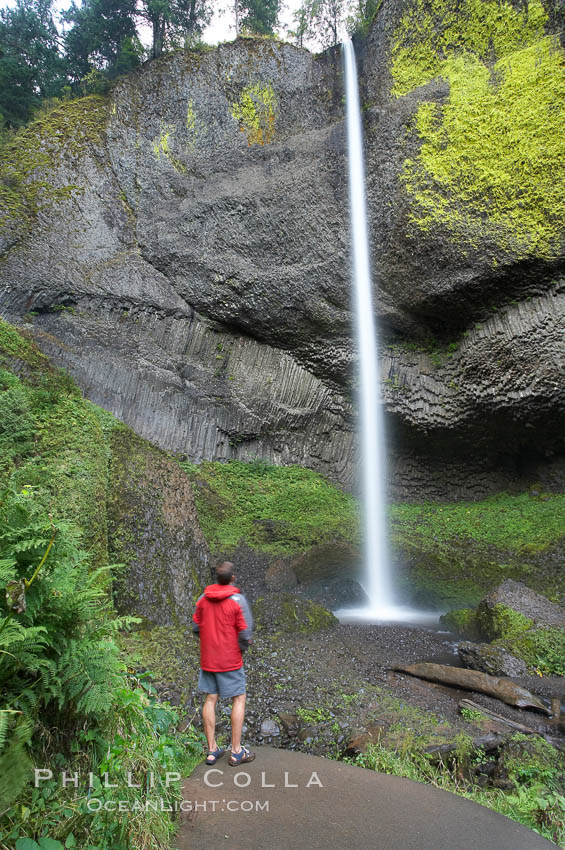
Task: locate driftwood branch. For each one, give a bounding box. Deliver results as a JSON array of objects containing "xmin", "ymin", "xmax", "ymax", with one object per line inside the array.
[{"xmin": 458, "ymin": 698, "xmax": 564, "ymax": 751}]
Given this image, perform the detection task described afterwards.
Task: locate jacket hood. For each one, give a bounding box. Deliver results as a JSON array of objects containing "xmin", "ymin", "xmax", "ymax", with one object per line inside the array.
[{"xmin": 204, "ymin": 583, "xmax": 241, "ymax": 601}]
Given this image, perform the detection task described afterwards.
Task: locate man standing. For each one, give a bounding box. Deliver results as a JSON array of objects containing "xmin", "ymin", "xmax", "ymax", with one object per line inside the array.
[{"xmin": 192, "ymin": 561, "xmax": 255, "ymax": 766}]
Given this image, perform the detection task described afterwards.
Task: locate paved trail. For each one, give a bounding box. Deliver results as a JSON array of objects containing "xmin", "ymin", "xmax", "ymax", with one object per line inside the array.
[{"xmin": 176, "ymin": 746, "xmax": 554, "ymax": 849}]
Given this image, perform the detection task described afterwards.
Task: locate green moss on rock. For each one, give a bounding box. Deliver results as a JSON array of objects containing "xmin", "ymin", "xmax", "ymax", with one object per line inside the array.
[
  {"xmin": 477, "ymin": 602, "xmax": 534, "ymax": 641},
  {"xmin": 391, "ymin": 0, "xmax": 565, "ymax": 258},
  {"xmin": 253, "ymin": 594, "xmax": 338, "ymax": 634},
  {"xmin": 0, "ymin": 95, "xmax": 108, "ymax": 234},
  {"xmin": 500, "ymin": 627, "xmax": 565, "ymax": 676},
  {"xmin": 392, "ymin": 491, "xmax": 565, "ymax": 606},
  {"xmin": 108, "ymin": 425, "xmax": 208, "ymax": 627},
  {"xmin": 451, "ymin": 587, "xmax": 565, "ymax": 675},
  {"xmin": 184, "ymin": 460, "xmax": 359, "ymax": 557},
  {"xmin": 0, "ymin": 318, "xmax": 110, "ymax": 564},
  {"xmin": 390, "ymin": 491, "xmax": 565, "ymax": 556},
  {"xmin": 439, "ymin": 608, "xmax": 480, "ymax": 639}
]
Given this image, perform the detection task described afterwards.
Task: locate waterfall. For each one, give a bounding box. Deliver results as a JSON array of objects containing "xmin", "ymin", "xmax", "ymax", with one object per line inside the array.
[
  {"xmin": 337, "ymin": 40, "xmax": 438, "ymax": 625},
  {"xmin": 342, "ymin": 38, "xmax": 394, "ymax": 614}
]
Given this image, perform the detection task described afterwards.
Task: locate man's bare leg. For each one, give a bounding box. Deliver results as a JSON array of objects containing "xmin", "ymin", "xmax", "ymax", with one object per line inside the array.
[
  {"xmin": 203, "ymin": 693, "xmax": 218, "ymax": 752},
  {"xmin": 231, "ymin": 693, "xmax": 246, "ymax": 753}
]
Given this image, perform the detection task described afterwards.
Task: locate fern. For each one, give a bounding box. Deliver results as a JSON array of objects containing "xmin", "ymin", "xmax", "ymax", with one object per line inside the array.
[
  {"xmin": 0, "ymin": 716, "xmax": 33, "ymax": 810},
  {"xmin": 0, "ymin": 488, "xmax": 127, "ymax": 813},
  {"xmin": 0, "ymin": 558, "xmax": 17, "ymax": 585}
]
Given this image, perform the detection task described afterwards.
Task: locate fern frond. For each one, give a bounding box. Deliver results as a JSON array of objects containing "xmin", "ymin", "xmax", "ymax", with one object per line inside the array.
[
  {"xmin": 0, "ymin": 558, "xmax": 17, "ymax": 584},
  {"xmin": 0, "ymin": 721, "xmax": 33, "ymax": 809}
]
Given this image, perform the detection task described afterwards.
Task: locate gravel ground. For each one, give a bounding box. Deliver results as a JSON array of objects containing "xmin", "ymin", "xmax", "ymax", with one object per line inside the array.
[{"xmin": 149, "ymin": 621, "xmax": 564, "ymax": 757}]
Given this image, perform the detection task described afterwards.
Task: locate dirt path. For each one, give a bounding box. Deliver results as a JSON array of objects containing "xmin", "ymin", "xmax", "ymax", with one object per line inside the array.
[{"xmin": 176, "ymin": 746, "xmax": 554, "ymax": 850}]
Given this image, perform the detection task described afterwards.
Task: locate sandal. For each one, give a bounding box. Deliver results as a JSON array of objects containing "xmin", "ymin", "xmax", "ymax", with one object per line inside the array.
[
  {"xmin": 228, "ymin": 745, "xmax": 256, "ymax": 766},
  {"xmin": 205, "ymin": 747, "xmax": 224, "ymax": 765}
]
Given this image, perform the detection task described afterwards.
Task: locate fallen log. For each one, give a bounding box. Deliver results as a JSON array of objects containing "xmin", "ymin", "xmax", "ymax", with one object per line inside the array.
[
  {"xmin": 424, "ymin": 732, "xmax": 507, "ymax": 758},
  {"xmin": 393, "ymin": 662, "xmax": 550, "ymax": 714},
  {"xmin": 458, "ymin": 698, "xmax": 564, "ymax": 750}
]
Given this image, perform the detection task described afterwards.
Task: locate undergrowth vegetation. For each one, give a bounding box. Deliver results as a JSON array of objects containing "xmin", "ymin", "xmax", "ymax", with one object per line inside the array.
[
  {"xmin": 184, "ymin": 457, "xmax": 564, "ymax": 603},
  {"xmin": 390, "ymin": 492, "xmax": 565, "ymax": 555},
  {"xmin": 350, "ymin": 734, "xmax": 565, "ymax": 846},
  {"xmin": 182, "ymin": 459, "xmax": 359, "ymax": 555},
  {"xmin": 0, "ymin": 320, "xmax": 203, "ymax": 849}
]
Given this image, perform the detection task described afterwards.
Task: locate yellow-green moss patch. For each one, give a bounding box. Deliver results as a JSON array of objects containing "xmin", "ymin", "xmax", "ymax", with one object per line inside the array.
[
  {"xmin": 391, "ymin": 0, "xmax": 565, "ymax": 258},
  {"xmin": 230, "ymin": 83, "xmax": 277, "ymax": 146}
]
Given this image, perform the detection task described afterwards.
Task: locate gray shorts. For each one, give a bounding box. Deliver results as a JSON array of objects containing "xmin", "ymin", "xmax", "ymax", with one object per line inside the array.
[{"xmin": 198, "ymin": 667, "xmax": 246, "ymax": 699}]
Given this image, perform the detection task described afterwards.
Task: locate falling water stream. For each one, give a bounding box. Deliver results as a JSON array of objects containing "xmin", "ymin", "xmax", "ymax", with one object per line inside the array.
[{"xmin": 336, "ymin": 40, "xmax": 438, "ymax": 625}]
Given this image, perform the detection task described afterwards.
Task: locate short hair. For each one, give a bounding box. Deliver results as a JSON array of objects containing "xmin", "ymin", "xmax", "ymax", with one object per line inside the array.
[{"xmin": 216, "ymin": 562, "xmax": 234, "ymax": 585}]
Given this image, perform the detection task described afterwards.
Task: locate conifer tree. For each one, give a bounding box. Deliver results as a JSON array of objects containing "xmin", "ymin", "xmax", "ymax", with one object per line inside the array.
[
  {"xmin": 63, "ymin": 0, "xmax": 140, "ymax": 83},
  {"xmin": 238, "ymin": 0, "xmax": 280, "ymax": 36},
  {"xmin": 0, "ymin": 0, "xmax": 66, "ymax": 127}
]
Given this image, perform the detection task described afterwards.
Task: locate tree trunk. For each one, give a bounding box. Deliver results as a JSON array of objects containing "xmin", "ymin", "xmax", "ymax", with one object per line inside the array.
[{"xmin": 152, "ymin": 16, "xmax": 166, "ymax": 58}]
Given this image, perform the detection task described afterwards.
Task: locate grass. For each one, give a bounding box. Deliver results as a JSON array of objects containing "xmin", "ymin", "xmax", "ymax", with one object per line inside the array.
[
  {"xmin": 350, "ymin": 734, "xmax": 565, "ymax": 846},
  {"xmin": 389, "ymin": 491, "xmax": 565, "ymax": 554},
  {"xmin": 182, "ymin": 459, "xmax": 359, "ymax": 556}
]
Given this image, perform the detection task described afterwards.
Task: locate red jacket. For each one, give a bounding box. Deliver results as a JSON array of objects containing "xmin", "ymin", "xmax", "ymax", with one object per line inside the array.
[{"xmin": 192, "ymin": 584, "xmax": 253, "ymax": 672}]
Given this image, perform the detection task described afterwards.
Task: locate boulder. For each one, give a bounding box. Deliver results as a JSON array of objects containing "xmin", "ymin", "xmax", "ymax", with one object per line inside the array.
[
  {"xmin": 302, "ymin": 577, "xmax": 368, "ymax": 610},
  {"xmin": 458, "ymin": 642, "xmax": 528, "ymax": 678},
  {"xmin": 343, "ymin": 724, "xmax": 385, "ymax": 755},
  {"xmin": 472, "ymin": 581, "xmax": 565, "ymax": 676},
  {"xmin": 252, "ymin": 593, "xmax": 338, "ymax": 634},
  {"xmin": 265, "ymin": 559, "xmax": 298, "ymax": 591},
  {"xmin": 278, "ymin": 712, "xmax": 301, "ymax": 737},
  {"xmin": 260, "ymin": 719, "xmax": 280, "ymax": 737},
  {"xmin": 291, "ymin": 543, "xmax": 362, "ymax": 584},
  {"xmin": 477, "ymin": 580, "xmax": 565, "ymax": 640}
]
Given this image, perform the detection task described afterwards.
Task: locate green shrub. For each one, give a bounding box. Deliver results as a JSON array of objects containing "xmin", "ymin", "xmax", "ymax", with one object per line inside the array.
[{"xmin": 501, "ymin": 628, "xmax": 565, "ymax": 676}]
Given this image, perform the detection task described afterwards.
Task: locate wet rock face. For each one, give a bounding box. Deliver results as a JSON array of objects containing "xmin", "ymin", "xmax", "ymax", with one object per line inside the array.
[
  {"xmin": 458, "ymin": 641, "xmax": 528, "ymax": 678},
  {"xmin": 108, "ymin": 425, "xmax": 210, "ymax": 626},
  {"xmin": 1, "ymin": 17, "xmax": 564, "ymax": 497}
]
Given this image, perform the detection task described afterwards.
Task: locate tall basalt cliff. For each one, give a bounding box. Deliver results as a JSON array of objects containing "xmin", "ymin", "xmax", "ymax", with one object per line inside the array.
[{"xmin": 1, "ymin": 0, "xmax": 564, "ymax": 499}]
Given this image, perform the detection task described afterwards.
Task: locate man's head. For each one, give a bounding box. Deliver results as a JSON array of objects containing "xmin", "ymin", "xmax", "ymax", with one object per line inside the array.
[{"xmin": 216, "ymin": 561, "xmax": 235, "ymax": 585}]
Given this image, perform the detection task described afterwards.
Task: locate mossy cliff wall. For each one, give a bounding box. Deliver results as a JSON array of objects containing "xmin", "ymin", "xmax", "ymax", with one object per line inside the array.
[
  {"xmin": 108, "ymin": 424, "xmax": 210, "ymax": 626},
  {"xmin": 1, "ymin": 319, "xmax": 562, "ymax": 616},
  {"xmin": 0, "ymin": 320, "xmax": 210, "ymax": 625},
  {"xmin": 0, "ymin": 14, "xmax": 564, "ymax": 500},
  {"xmin": 185, "ymin": 459, "xmax": 564, "ymax": 608},
  {"xmin": 363, "ymin": 0, "xmax": 564, "ymax": 258}
]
